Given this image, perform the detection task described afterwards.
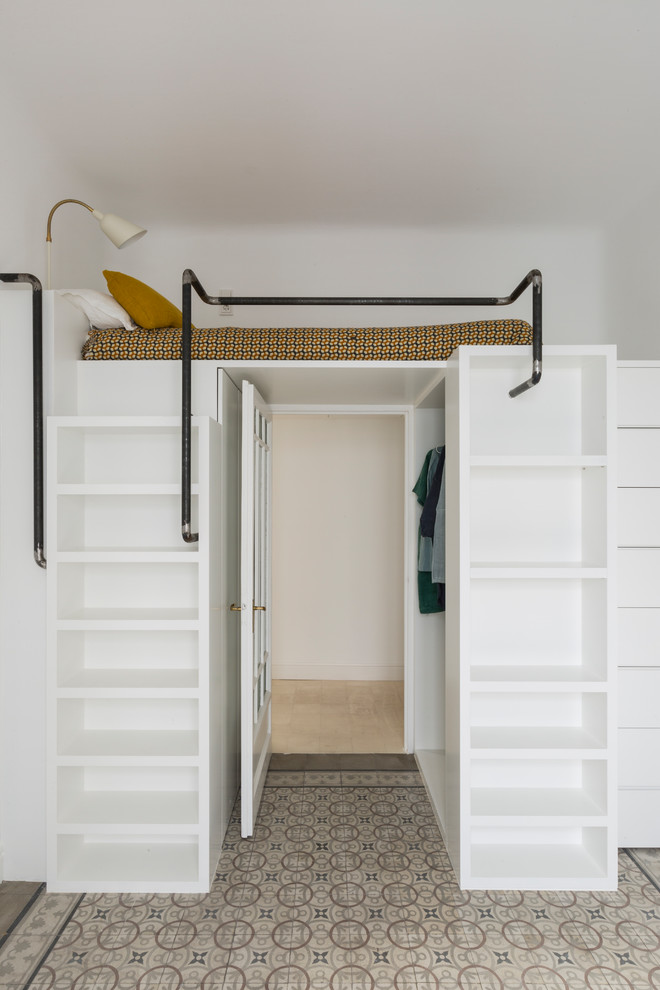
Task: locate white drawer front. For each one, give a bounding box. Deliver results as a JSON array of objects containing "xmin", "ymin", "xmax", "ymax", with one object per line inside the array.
[
  {"xmin": 618, "ymin": 549, "xmax": 660, "ymax": 607},
  {"xmin": 619, "ymin": 609, "xmax": 660, "ymax": 666},
  {"xmin": 619, "ymin": 789, "xmax": 660, "ymax": 846},
  {"xmin": 618, "ymin": 488, "xmax": 660, "ymax": 546},
  {"xmin": 619, "ymin": 728, "xmax": 660, "ymax": 786},
  {"xmin": 618, "ymin": 368, "xmax": 660, "ymax": 427},
  {"xmin": 619, "ymin": 668, "xmax": 660, "ymax": 727},
  {"xmin": 618, "ymin": 429, "xmax": 660, "ymax": 487}
]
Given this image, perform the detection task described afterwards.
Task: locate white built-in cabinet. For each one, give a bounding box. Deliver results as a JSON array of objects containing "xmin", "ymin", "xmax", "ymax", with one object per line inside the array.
[
  {"xmin": 444, "ymin": 346, "xmax": 617, "ymax": 889},
  {"xmin": 46, "ymin": 415, "xmax": 227, "ymax": 892},
  {"xmin": 617, "ymin": 362, "xmax": 660, "ymax": 846},
  {"xmin": 41, "ymin": 343, "xmax": 619, "ymax": 893}
]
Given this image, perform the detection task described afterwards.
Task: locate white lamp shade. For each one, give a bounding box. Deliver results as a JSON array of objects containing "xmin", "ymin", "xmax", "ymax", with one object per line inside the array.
[{"xmin": 92, "ymin": 209, "xmax": 147, "ymax": 249}]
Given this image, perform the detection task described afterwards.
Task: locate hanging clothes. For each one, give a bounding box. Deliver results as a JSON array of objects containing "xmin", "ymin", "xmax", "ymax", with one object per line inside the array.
[{"xmin": 413, "ymin": 447, "xmax": 446, "ymax": 613}]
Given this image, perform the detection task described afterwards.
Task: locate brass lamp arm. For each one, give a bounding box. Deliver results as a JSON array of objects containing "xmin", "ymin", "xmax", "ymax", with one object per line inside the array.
[{"xmin": 46, "ymin": 199, "xmax": 95, "ymax": 243}]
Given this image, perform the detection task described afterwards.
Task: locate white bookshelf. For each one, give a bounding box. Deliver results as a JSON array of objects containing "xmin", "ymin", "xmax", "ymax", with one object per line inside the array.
[
  {"xmin": 445, "ymin": 347, "xmax": 617, "ymax": 890},
  {"xmin": 47, "ymin": 416, "xmax": 223, "ymax": 892}
]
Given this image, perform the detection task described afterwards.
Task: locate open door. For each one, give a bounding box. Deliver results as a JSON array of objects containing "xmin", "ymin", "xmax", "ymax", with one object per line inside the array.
[{"xmin": 240, "ymin": 381, "xmax": 273, "ymax": 837}]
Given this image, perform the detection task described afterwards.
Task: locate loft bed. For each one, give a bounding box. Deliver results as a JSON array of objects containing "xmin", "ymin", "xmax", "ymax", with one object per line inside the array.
[{"xmin": 0, "ymin": 268, "xmax": 542, "ymax": 561}]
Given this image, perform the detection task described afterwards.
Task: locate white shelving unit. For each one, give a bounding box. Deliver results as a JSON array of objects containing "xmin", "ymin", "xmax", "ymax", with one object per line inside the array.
[
  {"xmin": 47, "ymin": 416, "xmax": 224, "ymax": 892},
  {"xmin": 444, "ymin": 346, "xmax": 617, "ymax": 890},
  {"xmin": 617, "ymin": 362, "xmax": 660, "ymax": 846}
]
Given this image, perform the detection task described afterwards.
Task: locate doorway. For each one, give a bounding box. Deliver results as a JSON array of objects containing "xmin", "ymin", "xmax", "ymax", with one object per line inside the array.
[{"xmin": 269, "ymin": 412, "xmax": 406, "ymax": 753}]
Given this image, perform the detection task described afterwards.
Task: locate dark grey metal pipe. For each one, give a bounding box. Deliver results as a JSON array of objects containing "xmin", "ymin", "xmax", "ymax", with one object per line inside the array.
[
  {"xmin": 508, "ymin": 271, "xmax": 542, "ymax": 397},
  {"xmin": 0, "ymin": 273, "xmax": 46, "ymax": 567},
  {"xmin": 181, "ymin": 278, "xmax": 198, "ymax": 543}
]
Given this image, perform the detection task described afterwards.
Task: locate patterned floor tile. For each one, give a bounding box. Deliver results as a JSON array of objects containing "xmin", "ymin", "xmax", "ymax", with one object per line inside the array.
[
  {"xmin": 0, "ymin": 934, "xmax": 52, "ymax": 985},
  {"xmin": 304, "ymin": 771, "xmax": 342, "ymax": 786},
  {"xmin": 22, "ymin": 770, "xmax": 660, "ymax": 989},
  {"xmin": 266, "ymin": 772, "xmax": 306, "ymax": 787},
  {"xmin": 11, "ymin": 893, "xmax": 80, "ymax": 939}
]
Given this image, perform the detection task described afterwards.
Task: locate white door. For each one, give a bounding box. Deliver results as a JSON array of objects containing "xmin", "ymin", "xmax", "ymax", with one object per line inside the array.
[{"xmin": 240, "ymin": 381, "xmax": 273, "ymax": 837}]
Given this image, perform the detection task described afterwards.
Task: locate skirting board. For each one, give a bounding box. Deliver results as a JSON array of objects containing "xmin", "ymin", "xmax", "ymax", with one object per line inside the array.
[{"xmin": 272, "ymin": 663, "xmax": 403, "ymax": 681}]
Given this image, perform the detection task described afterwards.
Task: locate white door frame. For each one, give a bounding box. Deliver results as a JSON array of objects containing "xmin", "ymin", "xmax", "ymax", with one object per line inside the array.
[{"xmin": 269, "ymin": 403, "xmax": 415, "ymax": 753}]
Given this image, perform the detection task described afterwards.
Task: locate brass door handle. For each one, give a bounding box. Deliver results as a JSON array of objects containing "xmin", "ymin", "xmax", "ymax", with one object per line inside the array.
[
  {"xmin": 230, "ymin": 604, "xmax": 242, "ymax": 611},
  {"xmin": 253, "ymin": 605, "xmax": 266, "ymax": 611}
]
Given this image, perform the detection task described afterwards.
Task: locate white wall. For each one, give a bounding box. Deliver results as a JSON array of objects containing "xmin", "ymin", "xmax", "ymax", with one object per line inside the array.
[
  {"xmin": 604, "ymin": 187, "xmax": 660, "ymax": 359},
  {"xmin": 272, "ymin": 414, "xmax": 404, "ymax": 680},
  {"xmin": 0, "ymin": 102, "xmax": 107, "ymax": 881}
]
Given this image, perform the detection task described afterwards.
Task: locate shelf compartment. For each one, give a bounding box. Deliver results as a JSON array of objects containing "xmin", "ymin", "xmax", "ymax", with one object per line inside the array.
[
  {"xmin": 57, "ymin": 698, "xmax": 198, "ymax": 758},
  {"xmin": 470, "ymin": 689, "xmax": 607, "ymax": 749},
  {"xmin": 57, "ymin": 766, "xmax": 199, "ymax": 825},
  {"xmin": 56, "ymin": 424, "xmax": 198, "ymax": 485},
  {"xmin": 56, "ymin": 562, "xmax": 199, "ymax": 619},
  {"xmin": 471, "ymin": 565, "xmax": 607, "ymax": 578},
  {"xmin": 471, "ymin": 726, "xmax": 606, "ymax": 753},
  {"xmin": 471, "ymin": 455, "xmax": 607, "ymax": 467},
  {"xmin": 470, "ymin": 759, "xmax": 607, "ymax": 818},
  {"xmin": 468, "ymin": 352, "xmax": 608, "ymax": 457},
  {"xmin": 471, "ymin": 667, "xmax": 605, "ymax": 685},
  {"xmin": 57, "ymin": 611, "xmax": 199, "ymax": 629},
  {"xmin": 58, "ymin": 730, "xmax": 199, "ymax": 759},
  {"xmin": 56, "ymin": 494, "xmax": 199, "ymax": 553},
  {"xmin": 468, "ymin": 826, "xmax": 609, "ymax": 889},
  {"xmin": 56, "ymin": 834, "xmax": 199, "ymax": 887},
  {"xmin": 469, "ymin": 579, "xmax": 607, "ymax": 680},
  {"xmin": 57, "ymin": 630, "xmax": 198, "ymax": 691},
  {"xmin": 470, "ymin": 467, "xmax": 607, "ymax": 568}
]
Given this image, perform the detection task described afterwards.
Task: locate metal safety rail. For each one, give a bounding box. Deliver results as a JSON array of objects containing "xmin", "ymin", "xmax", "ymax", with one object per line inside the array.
[
  {"xmin": 181, "ymin": 268, "xmax": 542, "ymax": 543},
  {"xmin": 0, "ymin": 273, "xmax": 46, "ymax": 567}
]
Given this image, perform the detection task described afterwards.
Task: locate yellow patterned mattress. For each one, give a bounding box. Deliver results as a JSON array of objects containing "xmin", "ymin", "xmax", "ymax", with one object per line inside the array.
[{"xmin": 81, "ymin": 319, "xmax": 532, "ymax": 362}]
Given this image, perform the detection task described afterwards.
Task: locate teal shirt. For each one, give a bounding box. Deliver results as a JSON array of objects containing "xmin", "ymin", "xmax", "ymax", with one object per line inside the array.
[{"xmin": 413, "ymin": 450, "xmax": 444, "ymax": 614}]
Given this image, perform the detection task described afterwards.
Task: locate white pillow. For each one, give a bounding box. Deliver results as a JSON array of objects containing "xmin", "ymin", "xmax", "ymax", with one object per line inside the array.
[{"xmin": 58, "ymin": 289, "xmax": 138, "ymax": 331}]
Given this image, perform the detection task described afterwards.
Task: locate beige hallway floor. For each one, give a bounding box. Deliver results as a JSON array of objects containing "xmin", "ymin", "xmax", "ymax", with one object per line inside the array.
[{"xmin": 271, "ymin": 678, "xmax": 404, "ymax": 753}]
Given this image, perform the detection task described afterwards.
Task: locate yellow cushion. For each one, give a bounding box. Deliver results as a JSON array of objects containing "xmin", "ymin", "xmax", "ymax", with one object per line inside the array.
[{"xmin": 103, "ymin": 270, "xmax": 184, "ymax": 330}]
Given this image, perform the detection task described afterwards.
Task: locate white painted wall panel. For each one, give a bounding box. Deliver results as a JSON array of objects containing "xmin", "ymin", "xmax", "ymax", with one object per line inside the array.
[
  {"xmin": 618, "ymin": 430, "xmax": 660, "ymax": 487},
  {"xmin": 618, "ymin": 549, "xmax": 660, "ymax": 607},
  {"xmin": 619, "ymin": 669, "xmax": 660, "ymax": 728},
  {"xmin": 619, "ymin": 729, "xmax": 660, "ymax": 787},
  {"xmin": 619, "ymin": 790, "xmax": 660, "ymax": 847},
  {"xmin": 618, "ymin": 367, "xmax": 660, "ymax": 425},
  {"xmin": 618, "ymin": 609, "xmax": 660, "ymax": 667},
  {"xmin": 271, "ymin": 414, "xmax": 404, "ymax": 681},
  {"xmin": 618, "ymin": 489, "xmax": 660, "ymax": 546}
]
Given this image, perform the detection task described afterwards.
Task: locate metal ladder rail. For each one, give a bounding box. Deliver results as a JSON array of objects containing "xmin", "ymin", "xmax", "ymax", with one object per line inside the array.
[
  {"xmin": 0, "ymin": 273, "xmax": 46, "ymax": 567},
  {"xmin": 181, "ymin": 268, "xmax": 542, "ymax": 543}
]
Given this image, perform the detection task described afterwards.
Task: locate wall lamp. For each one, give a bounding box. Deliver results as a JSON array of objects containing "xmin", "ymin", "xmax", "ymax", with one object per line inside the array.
[{"xmin": 46, "ymin": 199, "xmax": 146, "ymax": 288}]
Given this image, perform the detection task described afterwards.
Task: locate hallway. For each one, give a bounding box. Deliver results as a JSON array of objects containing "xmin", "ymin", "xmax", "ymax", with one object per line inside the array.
[
  {"xmin": 4, "ymin": 764, "xmax": 660, "ymax": 987},
  {"xmin": 271, "ymin": 680, "xmax": 405, "ymax": 754}
]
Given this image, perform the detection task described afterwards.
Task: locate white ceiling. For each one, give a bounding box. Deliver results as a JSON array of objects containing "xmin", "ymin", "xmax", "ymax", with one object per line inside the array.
[{"xmin": 3, "ymin": 0, "xmax": 660, "ymax": 229}]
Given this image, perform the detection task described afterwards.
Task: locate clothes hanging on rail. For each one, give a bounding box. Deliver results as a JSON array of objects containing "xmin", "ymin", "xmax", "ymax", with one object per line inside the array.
[{"xmin": 413, "ymin": 447, "xmax": 446, "ymax": 613}]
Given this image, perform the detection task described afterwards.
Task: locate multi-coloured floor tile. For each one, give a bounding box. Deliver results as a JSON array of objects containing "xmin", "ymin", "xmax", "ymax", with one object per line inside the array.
[{"xmin": 2, "ymin": 769, "xmax": 660, "ymax": 988}]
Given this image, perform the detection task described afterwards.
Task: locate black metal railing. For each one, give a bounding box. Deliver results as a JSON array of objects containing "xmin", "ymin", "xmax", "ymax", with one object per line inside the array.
[
  {"xmin": 0, "ymin": 273, "xmax": 46, "ymax": 567},
  {"xmin": 181, "ymin": 268, "xmax": 542, "ymax": 543}
]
